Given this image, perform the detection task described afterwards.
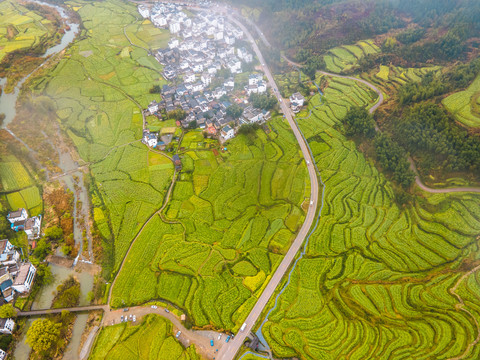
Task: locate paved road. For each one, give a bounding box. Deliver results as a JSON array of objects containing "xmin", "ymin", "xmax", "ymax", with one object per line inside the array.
[{"xmin": 216, "ymin": 11, "xmax": 320, "ymax": 360}]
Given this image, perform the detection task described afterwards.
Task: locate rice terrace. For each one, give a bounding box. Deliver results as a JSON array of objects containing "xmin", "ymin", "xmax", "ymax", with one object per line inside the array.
[{"xmin": 0, "ymin": 0, "xmax": 480, "ymax": 359}]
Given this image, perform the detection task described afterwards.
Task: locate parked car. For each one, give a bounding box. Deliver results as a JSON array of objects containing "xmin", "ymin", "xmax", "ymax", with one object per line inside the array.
[
  {"xmin": 120, "ymin": 316, "xmax": 124, "ymax": 322},
  {"xmin": 217, "ymin": 334, "xmax": 222, "ymax": 340},
  {"xmin": 133, "ymin": 315, "xmax": 136, "ymax": 322},
  {"xmin": 176, "ymin": 331, "xmax": 181, "ymax": 338},
  {"xmin": 123, "ymin": 308, "xmax": 129, "ymax": 312},
  {"xmin": 210, "ymin": 340, "xmax": 214, "ymax": 347},
  {"xmin": 165, "ymin": 309, "xmax": 170, "ymax": 313},
  {"xmin": 225, "ymin": 336, "xmax": 231, "ymax": 343},
  {"xmin": 151, "ymin": 305, "xmax": 157, "ymax": 309}
]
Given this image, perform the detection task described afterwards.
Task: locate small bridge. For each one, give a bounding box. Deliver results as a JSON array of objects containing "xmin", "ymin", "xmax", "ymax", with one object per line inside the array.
[{"xmin": 17, "ymin": 305, "xmax": 108, "ymax": 317}]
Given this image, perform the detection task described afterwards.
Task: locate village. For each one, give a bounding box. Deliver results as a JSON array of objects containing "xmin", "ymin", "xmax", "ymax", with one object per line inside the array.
[{"xmin": 139, "ymin": 2, "xmax": 306, "ymax": 149}]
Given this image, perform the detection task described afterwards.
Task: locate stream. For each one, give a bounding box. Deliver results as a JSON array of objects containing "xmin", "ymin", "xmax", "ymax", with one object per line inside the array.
[{"xmin": 0, "ymin": 1, "xmax": 96, "ymax": 359}]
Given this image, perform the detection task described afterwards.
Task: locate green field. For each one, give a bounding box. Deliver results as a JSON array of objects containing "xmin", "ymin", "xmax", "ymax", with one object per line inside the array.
[
  {"xmin": 0, "ymin": 0, "xmax": 57, "ymax": 61},
  {"xmin": 89, "ymin": 314, "xmax": 200, "ymax": 360},
  {"xmin": 28, "ymin": 0, "xmax": 172, "ymax": 276},
  {"xmin": 443, "ymin": 74, "xmax": 480, "ymax": 128},
  {"xmin": 111, "ymin": 119, "xmax": 309, "ymax": 331},
  {"xmin": 324, "ymin": 39, "xmax": 380, "ymax": 73},
  {"xmin": 260, "ymin": 76, "xmax": 480, "ymax": 359},
  {"xmin": 0, "ymin": 155, "xmax": 42, "ymax": 215}
]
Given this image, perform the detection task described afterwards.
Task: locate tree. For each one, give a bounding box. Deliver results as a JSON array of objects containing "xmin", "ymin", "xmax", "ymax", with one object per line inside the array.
[
  {"xmin": 342, "ymin": 106, "xmax": 376, "ymax": 138},
  {"xmin": 33, "ymin": 237, "xmax": 51, "ymax": 260},
  {"xmin": 44, "ymin": 226, "xmax": 63, "ymax": 241},
  {"xmin": 26, "ymin": 319, "xmax": 61, "ymax": 354},
  {"xmin": 250, "ymin": 93, "xmax": 277, "ymax": 110},
  {"xmin": 0, "ymin": 304, "xmax": 16, "ymax": 318},
  {"xmin": 188, "ymin": 120, "xmax": 197, "ymax": 129},
  {"xmin": 149, "ymin": 84, "xmax": 161, "ymax": 94},
  {"xmin": 226, "ymin": 104, "xmax": 244, "ymax": 119}
]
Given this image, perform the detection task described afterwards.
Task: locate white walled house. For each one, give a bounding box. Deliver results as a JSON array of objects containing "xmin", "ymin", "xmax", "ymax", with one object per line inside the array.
[
  {"xmin": 148, "ymin": 101, "xmax": 159, "ymax": 114},
  {"xmin": 257, "ymin": 81, "xmax": 267, "ymax": 93},
  {"xmin": 6, "ymin": 209, "xmax": 27, "ymax": 224},
  {"xmin": 0, "ymin": 348, "xmax": 7, "ymax": 360},
  {"xmin": 12, "ymin": 263, "xmax": 36, "ymax": 293},
  {"xmin": 24, "ymin": 216, "xmax": 41, "ymax": 239},
  {"xmin": 142, "ymin": 130, "xmax": 158, "ymax": 148},
  {"xmin": 201, "ymin": 73, "xmax": 212, "ymax": 86},
  {"xmin": 168, "ymin": 38, "xmax": 179, "ymax": 49},
  {"xmin": 0, "ymin": 318, "xmax": 14, "ymax": 334},
  {"xmin": 248, "ymin": 73, "xmax": 263, "ymax": 86},
  {"xmin": 169, "ymin": 21, "xmax": 181, "ymax": 34},
  {"xmin": 184, "ymin": 72, "xmax": 196, "ymax": 83},
  {"xmin": 192, "ymin": 82, "xmax": 204, "ymax": 93},
  {"xmin": 138, "ymin": 5, "xmax": 150, "ymax": 19},
  {"xmin": 221, "ymin": 125, "xmax": 235, "ymax": 140}
]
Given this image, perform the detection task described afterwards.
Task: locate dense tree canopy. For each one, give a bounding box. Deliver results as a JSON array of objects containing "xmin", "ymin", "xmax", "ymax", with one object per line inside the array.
[
  {"xmin": 26, "ymin": 319, "xmax": 61, "ymax": 354},
  {"xmin": 342, "ymin": 106, "xmax": 376, "ymax": 138}
]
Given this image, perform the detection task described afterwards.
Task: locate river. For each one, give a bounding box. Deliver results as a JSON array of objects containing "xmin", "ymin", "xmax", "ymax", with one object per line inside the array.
[{"xmin": 0, "ymin": 1, "xmax": 97, "ymax": 359}]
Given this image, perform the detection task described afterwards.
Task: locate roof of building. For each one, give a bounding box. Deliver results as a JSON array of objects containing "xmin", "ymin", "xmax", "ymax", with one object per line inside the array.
[
  {"xmin": 13, "ymin": 264, "xmax": 32, "ymax": 286},
  {"xmin": 0, "ymin": 240, "xmax": 9, "ymax": 254},
  {"xmin": 7, "ymin": 209, "xmax": 25, "ymax": 219},
  {"xmin": 0, "ymin": 280, "xmax": 12, "ymax": 292},
  {"xmin": 223, "ymin": 125, "xmax": 233, "ymax": 132}
]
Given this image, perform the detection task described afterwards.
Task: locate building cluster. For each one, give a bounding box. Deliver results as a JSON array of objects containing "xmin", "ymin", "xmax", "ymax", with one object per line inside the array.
[
  {"xmin": 138, "ymin": 3, "xmax": 272, "ymax": 142},
  {"xmin": 7, "ymin": 208, "xmax": 41, "ymax": 240},
  {"xmin": 0, "ymin": 239, "xmax": 37, "ymax": 335}
]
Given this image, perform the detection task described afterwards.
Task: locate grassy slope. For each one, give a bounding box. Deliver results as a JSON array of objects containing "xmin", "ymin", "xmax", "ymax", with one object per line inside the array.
[
  {"xmin": 261, "ymin": 76, "xmax": 480, "ymax": 359},
  {"xmin": 89, "ymin": 314, "xmax": 200, "ymax": 360},
  {"xmin": 112, "ymin": 119, "xmax": 309, "ymax": 331}
]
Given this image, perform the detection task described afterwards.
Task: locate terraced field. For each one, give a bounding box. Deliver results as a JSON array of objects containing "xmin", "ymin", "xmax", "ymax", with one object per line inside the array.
[
  {"xmin": 323, "ymin": 39, "xmax": 380, "ymax": 73},
  {"xmin": 0, "ymin": 155, "xmax": 42, "ymax": 215},
  {"xmin": 89, "ymin": 314, "xmax": 200, "ymax": 360},
  {"xmin": 362, "ymin": 64, "xmax": 441, "ymax": 99},
  {"xmin": 0, "ymin": 0, "xmax": 57, "ymax": 62},
  {"xmin": 443, "ymin": 74, "xmax": 480, "ymax": 128},
  {"xmin": 111, "ymin": 119, "xmax": 309, "ymax": 331},
  {"xmin": 260, "ymin": 76, "xmax": 480, "ymax": 359},
  {"xmin": 27, "ymin": 0, "xmax": 171, "ymax": 276}
]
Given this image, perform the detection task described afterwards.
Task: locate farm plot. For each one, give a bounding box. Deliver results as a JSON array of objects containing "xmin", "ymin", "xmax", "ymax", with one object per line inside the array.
[
  {"xmin": 260, "ymin": 76, "xmax": 480, "ymax": 360},
  {"xmin": 0, "ymin": 157, "xmax": 34, "ymax": 191},
  {"xmin": 443, "ymin": 74, "xmax": 480, "ymax": 128},
  {"xmin": 323, "ymin": 39, "xmax": 380, "ymax": 73},
  {"xmin": 111, "ymin": 118, "xmax": 309, "ymax": 331},
  {"xmin": 89, "ymin": 314, "xmax": 200, "ymax": 360},
  {"xmin": 0, "ymin": 0, "xmax": 58, "ymax": 61},
  {"xmin": 25, "ymin": 0, "xmax": 174, "ymax": 277}
]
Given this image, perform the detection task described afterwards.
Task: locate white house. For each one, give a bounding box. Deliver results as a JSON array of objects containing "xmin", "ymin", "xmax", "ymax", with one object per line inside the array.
[
  {"xmin": 257, "ymin": 81, "xmax": 267, "ymax": 94},
  {"xmin": 213, "ymin": 87, "xmax": 226, "ymax": 99},
  {"xmin": 192, "ymin": 64, "xmax": 204, "ymax": 73},
  {"xmin": 214, "ymin": 31, "xmax": 224, "ymax": 40},
  {"xmin": 138, "ymin": 5, "xmax": 150, "ymax": 19},
  {"xmin": 221, "ymin": 125, "xmax": 235, "ymax": 140},
  {"xmin": 248, "ymin": 73, "xmax": 263, "ymax": 86},
  {"xmin": 168, "ymin": 38, "xmax": 179, "ymax": 49},
  {"xmin": 142, "ymin": 130, "xmax": 158, "ymax": 148},
  {"xmin": 207, "ymin": 65, "xmax": 217, "ymax": 75},
  {"xmin": 0, "ymin": 348, "xmax": 7, "ymax": 360},
  {"xmin": 290, "ymin": 92, "xmax": 306, "ymax": 112},
  {"xmin": 201, "ymin": 73, "xmax": 212, "ymax": 86},
  {"xmin": 169, "ymin": 21, "xmax": 181, "ymax": 34},
  {"xmin": 243, "ymin": 106, "xmax": 266, "ymax": 123},
  {"xmin": 151, "ymin": 14, "xmax": 167, "ymax": 28},
  {"xmin": 6, "ymin": 209, "xmax": 27, "ymax": 224},
  {"xmin": 227, "ymin": 58, "xmax": 242, "ymax": 74},
  {"xmin": 0, "ymin": 239, "xmax": 20, "ymax": 266},
  {"xmin": 12, "ymin": 263, "xmax": 36, "ymax": 294},
  {"xmin": 24, "ymin": 216, "xmax": 41, "ymax": 239},
  {"xmin": 0, "ymin": 318, "xmax": 14, "ymax": 334},
  {"xmin": 224, "ymin": 77, "xmax": 234, "ymax": 91},
  {"xmin": 192, "ymin": 82, "xmax": 204, "ymax": 93},
  {"xmin": 184, "ymin": 72, "xmax": 196, "ymax": 83},
  {"xmin": 148, "ymin": 101, "xmax": 159, "ymax": 114},
  {"xmin": 224, "ymin": 34, "xmax": 235, "ymax": 45}
]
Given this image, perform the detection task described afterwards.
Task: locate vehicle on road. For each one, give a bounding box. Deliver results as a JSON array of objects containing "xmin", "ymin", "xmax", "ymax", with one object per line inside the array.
[
  {"xmin": 217, "ymin": 334, "xmax": 222, "ymax": 340},
  {"xmin": 133, "ymin": 315, "xmax": 136, "ymax": 322},
  {"xmin": 165, "ymin": 309, "xmax": 170, "ymax": 313},
  {"xmin": 151, "ymin": 305, "xmax": 157, "ymax": 309},
  {"xmin": 176, "ymin": 331, "xmax": 181, "ymax": 338},
  {"xmin": 240, "ymin": 322, "xmax": 247, "ymax": 331},
  {"xmin": 307, "ymin": 160, "xmax": 310, "ymax": 164},
  {"xmin": 210, "ymin": 339, "xmax": 214, "ymax": 346},
  {"xmin": 225, "ymin": 335, "xmax": 231, "ymax": 343},
  {"xmin": 310, "ymin": 200, "xmax": 314, "ymax": 205},
  {"xmin": 123, "ymin": 308, "xmax": 129, "ymax": 312},
  {"xmin": 120, "ymin": 316, "xmax": 124, "ymax": 322}
]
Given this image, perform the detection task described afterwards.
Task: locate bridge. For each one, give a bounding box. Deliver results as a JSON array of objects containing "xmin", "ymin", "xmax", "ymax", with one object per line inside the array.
[{"xmin": 17, "ymin": 305, "xmax": 108, "ymax": 317}]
